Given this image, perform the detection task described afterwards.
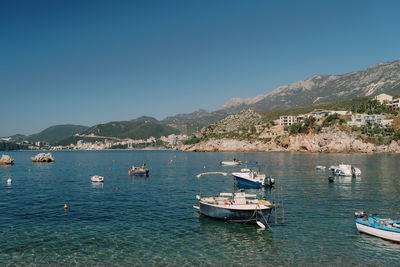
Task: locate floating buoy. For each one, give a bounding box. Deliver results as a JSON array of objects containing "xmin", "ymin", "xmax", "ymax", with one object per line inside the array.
[
  {"xmin": 7, "ymin": 177, "xmax": 12, "ymax": 185},
  {"xmin": 116, "ymin": 187, "xmax": 119, "ymax": 191},
  {"xmin": 168, "ymin": 162, "xmax": 170, "ymax": 166},
  {"xmin": 28, "ymin": 169, "xmax": 31, "ymax": 173},
  {"xmin": 64, "ymin": 203, "xmax": 68, "ymax": 210},
  {"xmin": 78, "ymin": 163, "xmax": 81, "ymax": 167},
  {"xmin": 109, "ymin": 168, "xmax": 111, "ymax": 171}
]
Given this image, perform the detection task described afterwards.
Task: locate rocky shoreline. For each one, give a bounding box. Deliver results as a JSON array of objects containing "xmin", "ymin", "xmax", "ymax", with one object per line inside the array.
[{"xmin": 181, "ymin": 127, "xmax": 400, "ymax": 153}]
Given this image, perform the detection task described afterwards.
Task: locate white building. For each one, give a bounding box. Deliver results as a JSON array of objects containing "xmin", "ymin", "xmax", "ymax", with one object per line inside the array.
[
  {"xmin": 280, "ymin": 116, "xmax": 297, "ymax": 126},
  {"xmin": 168, "ymin": 134, "xmax": 177, "ymax": 146},
  {"xmin": 388, "ymin": 98, "xmax": 400, "ymax": 111},
  {"xmin": 374, "ymin": 93, "xmax": 393, "ymax": 104},
  {"xmin": 348, "ymin": 114, "xmax": 391, "ymax": 126}
]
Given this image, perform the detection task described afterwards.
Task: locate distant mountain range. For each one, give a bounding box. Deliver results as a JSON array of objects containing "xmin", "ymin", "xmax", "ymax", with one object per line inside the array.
[
  {"xmin": 1, "ymin": 125, "xmax": 88, "ymax": 145},
  {"xmin": 28, "ymin": 124, "xmax": 88, "ymax": 144},
  {"xmin": 3, "ymin": 59, "xmax": 400, "ymax": 145},
  {"xmin": 82, "ymin": 116, "xmax": 179, "ymax": 140},
  {"xmin": 220, "ymin": 59, "xmax": 400, "ymax": 112}
]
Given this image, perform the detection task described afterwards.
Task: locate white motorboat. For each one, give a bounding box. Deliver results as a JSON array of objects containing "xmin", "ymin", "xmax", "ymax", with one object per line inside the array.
[
  {"xmin": 232, "ymin": 163, "xmax": 275, "ymax": 188},
  {"xmin": 355, "ymin": 211, "xmax": 400, "ymax": 243},
  {"xmin": 91, "ymin": 175, "xmax": 104, "ymax": 182},
  {"xmin": 220, "ymin": 158, "xmax": 241, "ymax": 166},
  {"xmin": 194, "ymin": 172, "xmax": 275, "ymax": 228},
  {"xmin": 329, "ymin": 164, "xmax": 361, "ymax": 176}
]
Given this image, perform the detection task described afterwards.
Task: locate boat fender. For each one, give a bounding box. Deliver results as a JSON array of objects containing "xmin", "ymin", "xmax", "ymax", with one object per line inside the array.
[
  {"xmin": 256, "ymin": 221, "xmax": 266, "ymax": 229},
  {"xmin": 258, "ymin": 200, "xmax": 266, "ymax": 204},
  {"xmin": 224, "ymin": 201, "xmax": 229, "ymax": 205}
]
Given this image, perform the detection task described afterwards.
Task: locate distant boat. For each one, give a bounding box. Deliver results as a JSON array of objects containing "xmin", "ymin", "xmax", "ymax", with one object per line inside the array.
[
  {"xmin": 329, "ymin": 164, "xmax": 361, "ymax": 176},
  {"xmin": 194, "ymin": 172, "xmax": 275, "ymax": 228},
  {"xmin": 232, "ymin": 163, "xmax": 275, "ymax": 188},
  {"xmin": 91, "ymin": 175, "xmax": 104, "ymax": 182},
  {"xmin": 315, "ymin": 165, "xmax": 326, "ymax": 170},
  {"xmin": 128, "ymin": 164, "xmax": 149, "ymax": 176},
  {"xmin": 355, "ymin": 211, "xmax": 400, "ymax": 243},
  {"xmin": 220, "ymin": 158, "xmax": 241, "ymax": 166}
]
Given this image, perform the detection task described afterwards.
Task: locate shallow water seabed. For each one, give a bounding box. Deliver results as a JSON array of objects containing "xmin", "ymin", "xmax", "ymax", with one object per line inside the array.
[{"xmin": 0, "ymin": 151, "xmax": 400, "ymax": 265}]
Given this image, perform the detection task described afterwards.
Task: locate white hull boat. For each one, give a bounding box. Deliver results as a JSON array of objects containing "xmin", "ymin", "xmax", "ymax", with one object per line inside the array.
[
  {"xmin": 91, "ymin": 175, "xmax": 104, "ymax": 182},
  {"xmin": 194, "ymin": 172, "xmax": 275, "ymax": 228},
  {"xmin": 220, "ymin": 160, "xmax": 241, "ymax": 166},
  {"xmin": 355, "ymin": 212, "xmax": 400, "ymax": 243},
  {"xmin": 329, "ymin": 164, "xmax": 361, "ymax": 176},
  {"xmin": 232, "ymin": 168, "xmax": 274, "ymax": 188}
]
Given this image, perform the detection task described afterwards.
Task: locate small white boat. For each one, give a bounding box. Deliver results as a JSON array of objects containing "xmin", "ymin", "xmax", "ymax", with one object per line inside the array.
[
  {"xmin": 91, "ymin": 175, "xmax": 104, "ymax": 182},
  {"xmin": 329, "ymin": 164, "xmax": 361, "ymax": 176},
  {"xmin": 220, "ymin": 159, "xmax": 241, "ymax": 166},
  {"xmin": 315, "ymin": 165, "xmax": 326, "ymax": 170},
  {"xmin": 355, "ymin": 211, "xmax": 400, "ymax": 243}
]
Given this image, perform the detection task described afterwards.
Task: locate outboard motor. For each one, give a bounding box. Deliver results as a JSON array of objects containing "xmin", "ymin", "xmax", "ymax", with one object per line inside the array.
[
  {"xmin": 265, "ymin": 177, "xmax": 275, "ymax": 187},
  {"xmin": 351, "ymin": 166, "xmax": 356, "ymax": 177},
  {"xmin": 355, "ymin": 211, "xmax": 367, "ymax": 219}
]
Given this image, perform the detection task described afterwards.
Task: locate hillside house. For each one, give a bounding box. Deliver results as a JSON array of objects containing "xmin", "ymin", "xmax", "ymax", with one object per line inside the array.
[
  {"xmin": 388, "ymin": 98, "xmax": 400, "ymax": 111},
  {"xmin": 348, "ymin": 114, "xmax": 392, "ymax": 126},
  {"xmin": 279, "ymin": 116, "xmax": 297, "ymax": 126},
  {"xmin": 374, "ymin": 93, "xmax": 393, "ymax": 104}
]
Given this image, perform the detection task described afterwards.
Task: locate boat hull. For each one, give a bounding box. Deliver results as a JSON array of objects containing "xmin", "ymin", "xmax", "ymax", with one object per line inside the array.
[
  {"xmin": 221, "ymin": 161, "xmax": 241, "ymax": 166},
  {"xmin": 129, "ymin": 169, "xmax": 149, "ymax": 176},
  {"xmin": 199, "ymin": 202, "xmax": 271, "ymax": 223},
  {"xmin": 356, "ymin": 220, "xmax": 400, "ymax": 243},
  {"xmin": 234, "ymin": 176, "xmax": 263, "ymax": 188}
]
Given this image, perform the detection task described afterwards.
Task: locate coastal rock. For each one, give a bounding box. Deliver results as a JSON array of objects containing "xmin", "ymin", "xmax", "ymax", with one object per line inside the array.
[
  {"xmin": 31, "ymin": 153, "xmax": 55, "ymax": 162},
  {"xmin": 182, "ymin": 126, "xmax": 400, "ymax": 153},
  {"xmin": 0, "ymin": 154, "xmax": 14, "ymax": 165},
  {"xmin": 182, "ymin": 138, "xmax": 273, "ymax": 152}
]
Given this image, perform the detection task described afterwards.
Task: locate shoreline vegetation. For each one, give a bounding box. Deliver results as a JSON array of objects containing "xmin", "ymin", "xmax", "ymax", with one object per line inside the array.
[{"xmin": 181, "ymin": 99, "xmax": 400, "ymax": 153}]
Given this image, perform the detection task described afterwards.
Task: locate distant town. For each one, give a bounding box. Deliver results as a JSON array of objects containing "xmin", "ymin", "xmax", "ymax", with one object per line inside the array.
[{"xmin": 0, "ymin": 133, "xmax": 188, "ymax": 151}]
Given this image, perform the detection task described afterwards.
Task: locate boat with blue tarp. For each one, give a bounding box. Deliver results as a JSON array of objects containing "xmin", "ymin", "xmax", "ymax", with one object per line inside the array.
[{"xmin": 355, "ymin": 211, "xmax": 400, "ymax": 243}]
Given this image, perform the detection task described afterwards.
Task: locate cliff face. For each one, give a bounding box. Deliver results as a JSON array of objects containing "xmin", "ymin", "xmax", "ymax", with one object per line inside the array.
[{"xmin": 181, "ymin": 127, "xmax": 400, "ymax": 153}]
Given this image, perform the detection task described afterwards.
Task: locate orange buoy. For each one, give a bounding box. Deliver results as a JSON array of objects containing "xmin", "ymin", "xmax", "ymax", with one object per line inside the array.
[
  {"xmin": 78, "ymin": 163, "xmax": 81, "ymax": 167},
  {"xmin": 28, "ymin": 169, "xmax": 31, "ymax": 173},
  {"xmin": 64, "ymin": 203, "xmax": 68, "ymax": 209},
  {"xmin": 109, "ymin": 168, "xmax": 111, "ymax": 171},
  {"xmin": 168, "ymin": 162, "xmax": 170, "ymax": 166},
  {"xmin": 116, "ymin": 187, "xmax": 119, "ymax": 191}
]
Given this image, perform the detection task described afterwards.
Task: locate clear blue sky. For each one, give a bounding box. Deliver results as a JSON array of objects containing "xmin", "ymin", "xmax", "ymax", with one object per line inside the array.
[{"xmin": 1, "ymin": 0, "xmax": 399, "ymax": 136}]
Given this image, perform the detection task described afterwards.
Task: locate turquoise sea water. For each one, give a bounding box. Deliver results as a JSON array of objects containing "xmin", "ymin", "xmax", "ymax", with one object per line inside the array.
[{"xmin": 1, "ymin": 151, "xmax": 400, "ymax": 266}]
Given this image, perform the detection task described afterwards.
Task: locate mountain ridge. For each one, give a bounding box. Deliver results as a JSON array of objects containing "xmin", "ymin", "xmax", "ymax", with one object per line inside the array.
[{"xmin": 221, "ymin": 59, "xmax": 400, "ymax": 112}]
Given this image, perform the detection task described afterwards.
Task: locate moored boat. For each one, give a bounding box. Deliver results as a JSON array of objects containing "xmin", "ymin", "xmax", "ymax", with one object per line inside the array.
[
  {"xmin": 128, "ymin": 163, "xmax": 149, "ymax": 176},
  {"xmin": 232, "ymin": 163, "xmax": 275, "ymax": 188},
  {"xmin": 329, "ymin": 164, "xmax": 361, "ymax": 176},
  {"xmin": 355, "ymin": 211, "xmax": 400, "ymax": 243},
  {"xmin": 194, "ymin": 172, "xmax": 275, "ymax": 228},
  {"xmin": 91, "ymin": 175, "xmax": 104, "ymax": 182},
  {"xmin": 315, "ymin": 165, "xmax": 326, "ymax": 170},
  {"xmin": 220, "ymin": 158, "xmax": 241, "ymax": 166}
]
